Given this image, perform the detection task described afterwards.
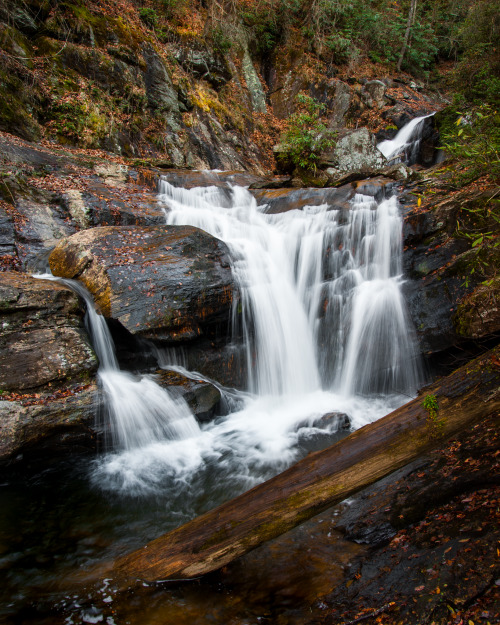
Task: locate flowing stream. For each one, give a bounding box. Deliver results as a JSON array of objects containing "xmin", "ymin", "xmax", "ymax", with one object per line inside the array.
[
  {"xmin": 1, "ymin": 118, "xmax": 430, "ymax": 624},
  {"xmin": 377, "ymin": 112, "xmax": 435, "ymax": 165}
]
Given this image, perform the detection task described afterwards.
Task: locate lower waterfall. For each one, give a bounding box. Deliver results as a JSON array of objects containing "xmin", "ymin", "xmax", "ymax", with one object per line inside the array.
[{"xmin": 41, "ymin": 179, "xmax": 422, "ymax": 502}]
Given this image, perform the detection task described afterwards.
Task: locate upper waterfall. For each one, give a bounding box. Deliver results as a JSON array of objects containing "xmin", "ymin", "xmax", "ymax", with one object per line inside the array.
[{"xmin": 377, "ymin": 113, "xmax": 435, "ymax": 165}]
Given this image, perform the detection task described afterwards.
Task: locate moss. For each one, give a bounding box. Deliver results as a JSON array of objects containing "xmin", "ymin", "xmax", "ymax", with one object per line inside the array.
[{"xmin": 0, "ymin": 75, "xmax": 41, "ymax": 140}]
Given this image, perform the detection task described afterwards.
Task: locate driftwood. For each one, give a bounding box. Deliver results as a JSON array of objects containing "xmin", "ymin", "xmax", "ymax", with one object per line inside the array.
[{"xmin": 110, "ymin": 346, "xmax": 500, "ymax": 585}]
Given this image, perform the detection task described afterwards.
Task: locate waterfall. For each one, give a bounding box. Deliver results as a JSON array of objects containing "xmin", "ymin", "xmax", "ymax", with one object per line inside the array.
[
  {"xmin": 34, "ymin": 274, "xmax": 200, "ymax": 454},
  {"xmin": 160, "ymin": 181, "xmax": 422, "ymax": 399},
  {"xmin": 377, "ymin": 113, "xmax": 434, "ymax": 165},
  {"xmin": 35, "ymin": 175, "xmax": 422, "ymax": 497}
]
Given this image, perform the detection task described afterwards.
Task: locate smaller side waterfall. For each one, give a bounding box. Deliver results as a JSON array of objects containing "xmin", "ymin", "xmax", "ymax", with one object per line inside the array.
[
  {"xmin": 378, "ymin": 113, "xmax": 434, "ymax": 165},
  {"xmin": 34, "ymin": 274, "xmax": 200, "ymax": 453}
]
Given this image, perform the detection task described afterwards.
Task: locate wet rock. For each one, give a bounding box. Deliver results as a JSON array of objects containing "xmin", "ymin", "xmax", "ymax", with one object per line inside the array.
[
  {"xmin": 156, "ymin": 369, "xmax": 222, "ymax": 423},
  {"xmin": 252, "ymin": 178, "xmax": 395, "ymax": 213},
  {"xmin": 0, "ymin": 382, "xmax": 100, "ymax": 463},
  {"xmin": 252, "ymin": 185, "xmax": 356, "ymax": 214},
  {"xmin": 315, "ymin": 412, "xmax": 351, "ymax": 430},
  {"xmin": 49, "ymin": 225, "xmax": 236, "ymax": 344},
  {"xmin": 247, "ymin": 176, "xmax": 293, "ymax": 190},
  {"xmin": 297, "ymin": 411, "xmax": 351, "ymax": 431},
  {"xmin": 180, "ymin": 340, "xmax": 248, "ymax": 390},
  {"xmin": 0, "ymin": 272, "xmax": 98, "ymax": 392},
  {"xmin": 161, "ymin": 170, "xmax": 267, "ymax": 190}
]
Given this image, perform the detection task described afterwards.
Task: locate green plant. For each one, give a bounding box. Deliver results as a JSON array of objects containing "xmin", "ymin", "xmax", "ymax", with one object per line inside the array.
[
  {"xmin": 422, "ymin": 394, "xmax": 444, "ymax": 437},
  {"xmin": 139, "ymin": 7, "xmax": 158, "ymax": 29},
  {"xmin": 440, "ymin": 105, "xmax": 500, "ymax": 185},
  {"xmin": 209, "ymin": 25, "xmax": 232, "ymax": 54},
  {"xmin": 279, "ymin": 93, "xmax": 336, "ymax": 171}
]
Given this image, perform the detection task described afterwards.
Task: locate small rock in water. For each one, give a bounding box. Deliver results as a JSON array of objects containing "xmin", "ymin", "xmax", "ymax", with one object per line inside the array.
[
  {"xmin": 81, "ymin": 607, "xmax": 103, "ymax": 623},
  {"xmin": 315, "ymin": 412, "xmax": 351, "ymax": 430}
]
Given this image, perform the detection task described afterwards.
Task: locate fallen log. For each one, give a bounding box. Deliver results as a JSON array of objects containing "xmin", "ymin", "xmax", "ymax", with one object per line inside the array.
[{"xmin": 111, "ymin": 346, "xmax": 500, "ymax": 585}]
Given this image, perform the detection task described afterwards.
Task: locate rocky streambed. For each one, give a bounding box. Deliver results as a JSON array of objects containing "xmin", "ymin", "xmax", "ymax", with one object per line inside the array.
[{"xmin": 0, "ymin": 130, "xmax": 498, "ymax": 625}]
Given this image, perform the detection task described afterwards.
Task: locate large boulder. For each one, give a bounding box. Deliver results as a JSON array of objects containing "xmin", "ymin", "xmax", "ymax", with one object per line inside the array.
[
  {"xmin": 49, "ymin": 225, "xmax": 236, "ymax": 343},
  {"xmin": 321, "ymin": 128, "xmax": 387, "ymax": 173}
]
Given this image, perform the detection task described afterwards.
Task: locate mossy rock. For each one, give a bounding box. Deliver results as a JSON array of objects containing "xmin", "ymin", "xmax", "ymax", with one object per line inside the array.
[{"xmin": 0, "ymin": 72, "xmax": 41, "ymax": 141}]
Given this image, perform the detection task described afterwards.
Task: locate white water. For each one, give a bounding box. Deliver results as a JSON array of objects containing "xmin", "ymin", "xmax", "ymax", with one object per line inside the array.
[
  {"xmin": 85, "ymin": 178, "xmax": 419, "ymax": 500},
  {"xmin": 35, "ymin": 172, "xmax": 423, "ymax": 501},
  {"xmin": 34, "ymin": 274, "xmax": 200, "ymax": 457},
  {"xmin": 378, "ymin": 113, "xmax": 434, "ymax": 165},
  {"xmin": 160, "ymin": 181, "xmax": 422, "ymax": 398}
]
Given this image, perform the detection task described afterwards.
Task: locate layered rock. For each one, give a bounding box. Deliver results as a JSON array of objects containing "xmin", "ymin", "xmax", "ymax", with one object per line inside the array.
[
  {"xmin": 0, "ymin": 272, "xmax": 99, "ymax": 462},
  {"xmin": 49, "ymin": 225, "xmax": 236, "ymax": 343},
  {"xmin": 0, "ymin": 272, "xmax": 97, "ymax": 391}
]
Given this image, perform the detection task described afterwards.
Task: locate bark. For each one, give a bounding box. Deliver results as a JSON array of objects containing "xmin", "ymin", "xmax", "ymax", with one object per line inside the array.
[
  {"xmin": 109, "ymin": 345, "xmax": 500, "ymax": 586},
  {"xmin": 397, "ymin": 0, "xmax": 418, "ymax": 72}
]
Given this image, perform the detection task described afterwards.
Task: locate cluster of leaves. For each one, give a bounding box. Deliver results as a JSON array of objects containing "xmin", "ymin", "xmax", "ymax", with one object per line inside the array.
[
  {"xmin": 279, "ymin": 93, "xmax": 336, "ymax": 171},
  {"xmin": 440, "ymin": 105, "xmax": 500, "ymax": 185}
]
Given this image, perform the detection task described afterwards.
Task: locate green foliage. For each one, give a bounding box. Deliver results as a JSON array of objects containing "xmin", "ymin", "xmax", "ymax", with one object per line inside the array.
[
  {"xmin": 239, "ymin": 0, "xmax": 302, "ymax": 56},
  {"xmin": 209, "ymin": 25, "xmax": 232, "ymax": 55},
  {"xmin": 440, "ymin": 105, "xmax": 500, "ymax": 185},
  {"xmin": 451, "ymin": 0, "xmax": 500, "ymax": 105},
  {"xmin": 308, "ymin": 0, "xmax": 439, "ymax": 74},
  {"xmin": 279, "ymin": 94, "xmax": 336, "ymax": 171},
  {"xmin": 139, "ymin": 7, "xmax": 158, "ymax": 29},
  {"xmin": 422, "ymin": 394, "xmax": 444, "ymax": 437}
]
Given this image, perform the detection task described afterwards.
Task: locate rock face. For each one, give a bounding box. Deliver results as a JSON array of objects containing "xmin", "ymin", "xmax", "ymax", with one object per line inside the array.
[
  {"xmin": 402, "ymin": 186, "xmax": 499, "ymax": 357},
  {"xmin": 0, "ymin": 272, "xmax": 100, "ymax": 462},
  {"xmin": 0, "ymin": 383, "xmax": 99, "ymax": 462},
  {"xmin": 49, "ymin": 225, "xmax": 236, "ymax": 343},
  {"xmin": 0, "ymin": 272, "xmax": 97, "ymax": 391}
]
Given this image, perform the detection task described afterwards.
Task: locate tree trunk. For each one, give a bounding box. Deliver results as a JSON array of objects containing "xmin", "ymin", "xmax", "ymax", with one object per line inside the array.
[
  {"xmin": 397, "ymin": 0, "xmax": 418, "ymax": 72},
  {"xmin": 109, "ymin": 346, "xmax": 500, "ymax": 586}
]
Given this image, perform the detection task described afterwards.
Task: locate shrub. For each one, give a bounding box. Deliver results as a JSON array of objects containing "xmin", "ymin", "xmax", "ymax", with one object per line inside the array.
[
  {"xmin": 279, "ymin": 93, "xmax": 336, "ymax": 171},
  {"xmin": 440, "ymin": 105, "xmax": 500, "ymax": 184},
  {"xmin": 139, "ymin": 8, "xmax": 158, "ymax": 29}
]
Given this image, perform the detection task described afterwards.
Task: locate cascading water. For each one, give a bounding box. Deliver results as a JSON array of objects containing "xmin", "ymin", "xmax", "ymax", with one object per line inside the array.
[
  {"xmin": 160, "ymin": 182, "xmax": 423, "ymax": 400},
  {"xmin": 35, "ymin": 274, "xmax": 200, "ymax": 465},
  {"xmin": 377, "ymin": 112, "xmax": 434, "ymax": 165}
]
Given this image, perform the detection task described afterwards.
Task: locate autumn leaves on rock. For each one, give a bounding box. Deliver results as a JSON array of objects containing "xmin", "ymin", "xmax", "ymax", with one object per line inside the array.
[{"xmin": 49, "ymin": 225, "xmax": 236, "ymax": 343}]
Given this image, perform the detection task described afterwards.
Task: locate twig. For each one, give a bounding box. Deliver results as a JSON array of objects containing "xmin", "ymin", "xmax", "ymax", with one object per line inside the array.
[{"xmin": 337, "ymin": 602, "xmax": 396, "ymax": 625}]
